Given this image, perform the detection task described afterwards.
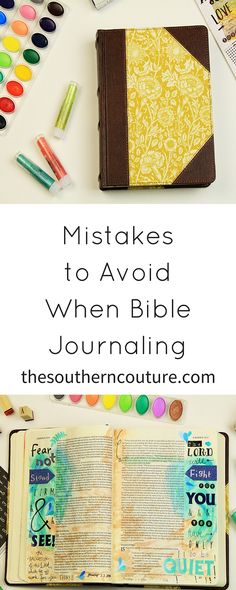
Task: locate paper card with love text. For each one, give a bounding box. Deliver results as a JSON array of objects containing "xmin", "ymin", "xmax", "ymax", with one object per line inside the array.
[{"xmin": 195, "ymin": 0, "xmax": 236, "ymax": 77}]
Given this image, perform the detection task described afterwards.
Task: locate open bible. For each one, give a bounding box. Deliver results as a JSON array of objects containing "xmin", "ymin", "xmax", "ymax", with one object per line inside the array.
[{"xmin": 6, "ymin": 426, "xmax": 229, "ymax": 588}]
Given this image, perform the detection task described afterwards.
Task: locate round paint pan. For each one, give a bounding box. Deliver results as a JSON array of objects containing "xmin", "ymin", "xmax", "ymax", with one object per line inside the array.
[
  {"xmin": 152, "ymin": 397, "xmax": 167, "ymax": 419},
  {"xmin": 169, "ymin": 399, "xmax": 183, "ymax": 422}
]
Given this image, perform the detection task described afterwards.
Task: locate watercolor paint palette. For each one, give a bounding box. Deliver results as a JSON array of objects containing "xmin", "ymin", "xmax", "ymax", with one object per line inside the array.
[
  {"xmin": 50, "ymin": 394, "xmax": 185, "ymax": 423},
  {"xmin": 0, "ymin": 0, "xmax": 68, "ymax": 135}
]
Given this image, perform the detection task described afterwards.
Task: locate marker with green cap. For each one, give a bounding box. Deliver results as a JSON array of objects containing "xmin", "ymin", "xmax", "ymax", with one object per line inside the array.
[
  {"xmin": 16, "ymin": 153, "xmax": 60, "ymax": 194},
  {"xmin": 54, "ymin": 81, "xmax": 78, "ymax": 139}
]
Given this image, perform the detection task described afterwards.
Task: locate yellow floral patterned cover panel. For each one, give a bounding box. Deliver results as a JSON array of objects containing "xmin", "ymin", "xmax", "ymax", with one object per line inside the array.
[{"xmin": 126, "ymin": 28, "xmax": 213, "ymax": 186}]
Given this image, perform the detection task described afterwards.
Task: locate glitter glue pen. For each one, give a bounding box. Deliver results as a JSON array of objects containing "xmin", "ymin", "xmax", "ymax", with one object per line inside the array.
[
  {"xmin": 0, "ymin": 395, "xmax": 14, "ymax": 416},
  {"xmin": 16, "ymin": 153, "xmax": 60, "ymax": 194},
  {"xmin": 54, "ymin": 81, "xmax": 78, "ymax": 139},
  {"xmin": 36, "ymin": 135, "xmax": 72, "ymax": 189}
]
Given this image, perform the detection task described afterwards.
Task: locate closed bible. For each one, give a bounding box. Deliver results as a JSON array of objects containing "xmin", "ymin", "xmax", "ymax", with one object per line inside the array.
[{"xmin": 96, "ymin": 26, "xmax": 216, "ymax": 190}]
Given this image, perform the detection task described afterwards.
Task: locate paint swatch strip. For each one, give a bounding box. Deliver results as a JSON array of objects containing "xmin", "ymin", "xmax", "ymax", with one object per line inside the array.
[
  {"xmin": 0, "ymin": 0, "xmax": 68, "ymax": 134},
  {"xmin": 50, "ymin": 394, "xmax": 185, "ymax": 423}
]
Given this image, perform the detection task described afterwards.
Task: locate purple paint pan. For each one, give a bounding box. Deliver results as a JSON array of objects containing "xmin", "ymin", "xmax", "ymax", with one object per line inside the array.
[{"xmin": 152, "ymin": 397, "xmax": 167, "ymax": 419}]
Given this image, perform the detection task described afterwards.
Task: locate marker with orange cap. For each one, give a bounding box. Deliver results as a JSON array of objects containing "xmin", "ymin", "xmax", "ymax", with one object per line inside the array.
[{"xmin": 0, "ymin": 395, "xmax": 14, "ymax": 416}]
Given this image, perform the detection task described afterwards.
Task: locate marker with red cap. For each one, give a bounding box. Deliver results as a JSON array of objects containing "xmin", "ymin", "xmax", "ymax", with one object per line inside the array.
[
  {"xmin": 36, "ymin": 135, "xmax": 72, "ymax": 189},
  {"xmin": 0, "ymin": 395, "xmax": 14, "ymax": 416}
]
